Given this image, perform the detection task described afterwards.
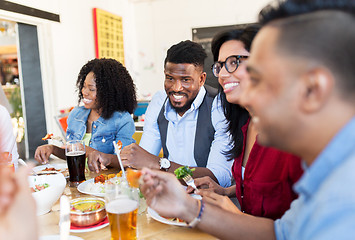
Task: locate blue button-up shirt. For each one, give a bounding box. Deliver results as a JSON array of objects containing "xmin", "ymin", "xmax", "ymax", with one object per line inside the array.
[
  {"xmin": 66, "ymin": 106, "xmax": 135, "ymax": 154},
  {"xmin": 275, "ymin": 116, "xmax": 355, "ymax": 240},
  {"xmin": 140, "ymin": 87, "xmax": 233, "ymax": 187}
]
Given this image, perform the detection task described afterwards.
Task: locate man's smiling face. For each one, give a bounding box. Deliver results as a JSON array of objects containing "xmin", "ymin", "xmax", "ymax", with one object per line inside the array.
[{"xmin": 164, "ymin": 62, "xmax": 206, "ymax": 115}]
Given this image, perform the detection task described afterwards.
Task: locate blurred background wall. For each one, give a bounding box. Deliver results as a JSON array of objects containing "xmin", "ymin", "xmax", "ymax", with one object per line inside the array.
[{"xmin": 0, "ymin": 0, "xmax": 271, "ymax": 158}]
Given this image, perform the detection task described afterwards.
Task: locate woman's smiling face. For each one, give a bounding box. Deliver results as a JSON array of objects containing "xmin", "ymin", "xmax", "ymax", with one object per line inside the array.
[
  {"xmin": 81, "ymin": 71, "xmax": 99, "ymax": 110},
  {"xmin": 217, "ymin": 40, "xmax": 250, "ymax": 104}
]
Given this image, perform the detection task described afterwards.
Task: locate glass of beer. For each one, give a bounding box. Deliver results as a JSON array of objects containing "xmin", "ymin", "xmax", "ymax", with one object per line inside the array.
[
  {"xmin": 65, "ymin": 140, "xmax": 86, "ymax": 187},
  {"xmin": 105, "ymin": 179, "xmax": 139, "ymax": 240},
  {"xmin": 0, "ymin": 152, "xmax": 14, "ymax": 172}
]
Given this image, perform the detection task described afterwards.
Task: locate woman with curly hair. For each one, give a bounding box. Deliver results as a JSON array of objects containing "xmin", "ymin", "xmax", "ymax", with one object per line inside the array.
[{"xmin": 35, "ymin": 58, "xmax": 137, "ymax": 165}]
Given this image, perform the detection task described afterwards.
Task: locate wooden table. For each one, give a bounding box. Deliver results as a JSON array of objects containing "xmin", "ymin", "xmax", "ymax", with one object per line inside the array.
[{"xmin": 37, "ymin": 160, "xmax": 217, "ymax": 240}]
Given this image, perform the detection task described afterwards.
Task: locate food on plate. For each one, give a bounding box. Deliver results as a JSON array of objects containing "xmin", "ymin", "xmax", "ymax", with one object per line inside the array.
[
  {"xmin": 37, "ymin": 167, "xmax": 63, "ymax": 173},
  {"xmin": 162, "ymin": 216, "xmax": 185, "ymax": 223},
  {"xmin": 42, "ymin": 133, "xmax": 54, "ymax": 140},
  {"xmin": 43, "ymin": 167, "xmax": 58, "ymax": 171},
  {"xmin": 94, "ymin": 172, "xmax": 122, "ymax": 183},
  {"xmin": 36, "ymin": 166, "xmax": 69, "ymax": 178},
  {"xmin": 31, "ymin": 183, "xmax": 50, "ymax": 192},
  {"xmin": 37, "ymin": 172, "xmax": 58, "ymax": 176},
  {"xmin": 126, "ymin": 168, "xmax": 142, "ymax": 188},
  {"xmin": 85, "ymin": 181, "xmax": 105, "ymax": 194},
  {"xmin": 85, "ymin": 172, "xmax": 123, "ymax": 194},
  {"xmin": 174, "ymin": 166, "xmax": 195, "ymax": 179},
  {"xmin": 94, "ymin": 174, "xmax": 107, "ymax": 184},
  {"xmin": 107, "ymin": 173, "xmax": 116, "ymax": 179}
]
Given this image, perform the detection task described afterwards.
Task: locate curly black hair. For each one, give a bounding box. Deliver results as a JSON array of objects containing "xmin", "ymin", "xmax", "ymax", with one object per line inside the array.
[
  {"xmin": 76, "ymin": 58, "xmax": 137, "ymax": 119},
  {"xmin": 164, "ymin": 40, "xmax": 207, "ymax": 69}
]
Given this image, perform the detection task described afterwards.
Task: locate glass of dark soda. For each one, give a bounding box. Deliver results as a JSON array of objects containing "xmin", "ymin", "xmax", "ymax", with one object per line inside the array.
[{"xmin": 66, "ymin": 140, "xmax": 86, "ymax": 187}]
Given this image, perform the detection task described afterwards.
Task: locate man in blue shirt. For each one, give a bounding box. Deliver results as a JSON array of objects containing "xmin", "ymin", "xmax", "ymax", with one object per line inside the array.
[
  {"xmin": 121, "ymin": 40, "xmax": 233, "ymax": 187},
  {"xmin": 139, "ymin": 0, "xmax": 355, "ymax": 239}
]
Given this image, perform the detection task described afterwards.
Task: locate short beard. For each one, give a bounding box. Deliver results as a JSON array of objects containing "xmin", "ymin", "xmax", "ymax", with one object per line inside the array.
[{"xmin": 169, "ymin": 97, "xmax": 194, "ymax": 114}]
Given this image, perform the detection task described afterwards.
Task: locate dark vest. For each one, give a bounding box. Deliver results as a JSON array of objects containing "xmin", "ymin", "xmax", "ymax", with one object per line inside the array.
[{"xmin": 157, "ymin": 87, "xmax": 216, "ymax": 167}]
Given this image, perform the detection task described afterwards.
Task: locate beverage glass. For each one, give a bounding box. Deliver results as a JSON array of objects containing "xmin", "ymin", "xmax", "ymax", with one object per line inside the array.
[
  {"xmin": 0, "ymin": 152, "xmax": 14, "ymax": 172},
  {"xmin": 105, "ymin": 179, "xmax": 139, "ymax": 240},
  {"xmin": 65, "ymin": 140, "xmax": 86, "ymax": 187}
]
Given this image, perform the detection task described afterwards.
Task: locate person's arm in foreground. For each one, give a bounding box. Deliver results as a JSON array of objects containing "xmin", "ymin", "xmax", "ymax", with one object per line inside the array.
[
  {"xmin": 140, "ymin": 168, "xmax": 275, "ymax": 240},
  {"xmin": 0, "ymin": 165, "xmax": 38, "ymax": 240}
]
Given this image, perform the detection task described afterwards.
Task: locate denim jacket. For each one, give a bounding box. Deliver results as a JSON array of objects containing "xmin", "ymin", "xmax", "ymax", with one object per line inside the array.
[{"xmin": 66, "ymin": 106, "xmax": 135, "ymax": 154}]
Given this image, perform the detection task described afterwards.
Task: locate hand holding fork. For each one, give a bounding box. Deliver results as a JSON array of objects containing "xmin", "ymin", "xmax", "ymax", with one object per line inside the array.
[{"xmin": 182, "ymin": 174, "xmax": 197, "ymax": 190}]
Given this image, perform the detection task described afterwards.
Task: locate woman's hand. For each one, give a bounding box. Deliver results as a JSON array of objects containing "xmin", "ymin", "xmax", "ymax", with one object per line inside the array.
[
  {"xmin": 34, "ymin": 144, "xmax": 54, "ymax": 164},
  {"xmin": 87, "ymin": 150, "xmax": 111, "ymax": 173},
  {"xmin": 186, "ymin": 176, "xmax": 226, "ymax": 195},
  {"xmin": 199, "ymin": 190, "xmax": 242, "ymax": 215}
]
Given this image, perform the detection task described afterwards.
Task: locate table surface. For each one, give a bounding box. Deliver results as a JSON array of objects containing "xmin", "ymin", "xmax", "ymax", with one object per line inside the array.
[{"xmin": 37, "ymin": 159, "xmax": 217, "ymax": 240}]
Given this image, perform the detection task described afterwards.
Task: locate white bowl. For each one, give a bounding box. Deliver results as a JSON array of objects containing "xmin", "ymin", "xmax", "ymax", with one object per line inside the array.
[{"xmin": 29, "ymin": 172, "xmax": 66, "ymax": 215}]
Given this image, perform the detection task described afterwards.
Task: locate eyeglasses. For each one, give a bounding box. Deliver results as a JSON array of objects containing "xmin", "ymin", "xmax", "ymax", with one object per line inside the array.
[{"xmin": 211, "ymin": 55, "xmax": 249, "ymax": 77}]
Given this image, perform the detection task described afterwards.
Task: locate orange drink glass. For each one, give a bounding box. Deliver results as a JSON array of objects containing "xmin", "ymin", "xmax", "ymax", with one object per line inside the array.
[{"xmin": 105, "ymin": 179, "xmax": 139, "ymax": 240}]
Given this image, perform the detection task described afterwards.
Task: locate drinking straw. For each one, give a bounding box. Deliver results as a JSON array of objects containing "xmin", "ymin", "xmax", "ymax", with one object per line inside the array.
[{"xmin": 113, "ymin": 141, "xmax": 126, "ymax": 179}]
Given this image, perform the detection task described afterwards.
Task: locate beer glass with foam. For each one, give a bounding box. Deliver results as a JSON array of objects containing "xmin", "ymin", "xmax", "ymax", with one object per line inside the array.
[
  {"xmin": 65, "ymin": 140, "xmax": 86, "ymax": 187},
  {"xmin": 105, "ymin": 179, "xmax": 139, "ymax": 240}
]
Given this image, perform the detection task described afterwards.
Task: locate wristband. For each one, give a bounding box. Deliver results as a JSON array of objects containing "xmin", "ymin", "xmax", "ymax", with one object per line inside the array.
[{"xmin": 188, "ymin": 200, "xmax": 204, "ymax": 228}]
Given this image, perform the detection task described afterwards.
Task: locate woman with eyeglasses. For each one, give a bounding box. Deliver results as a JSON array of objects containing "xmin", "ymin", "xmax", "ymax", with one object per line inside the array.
[{"xmin": 188, "ymin": 25, "xmax": 303, "ymax": 220}]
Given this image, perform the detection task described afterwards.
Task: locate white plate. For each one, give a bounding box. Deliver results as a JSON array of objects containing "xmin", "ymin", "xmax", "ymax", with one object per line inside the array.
[
  {"xmin": 148, "ymin": 207, "xmax": 188, "ymax": 227},
  {"xmin": 39, "ymin": 235, "xmax": 83, "ymax": 240},
  {"xmin": 147, "ymin": 192, "xmax": 201, "ymax": 227},
  {"xmin": 77, "ymin": 178, "xmax": 105, "ymax": 197},
  {"xmin": 33, "ymin": 163, "xmax": 68, "ymax": 178},
  {"xmin": 182, "ymin": 186, "xmax": 202, "ymax": 200},
  {"xmin": 70, "ymin": 221, "xmax": 109, "ymax": 233}
]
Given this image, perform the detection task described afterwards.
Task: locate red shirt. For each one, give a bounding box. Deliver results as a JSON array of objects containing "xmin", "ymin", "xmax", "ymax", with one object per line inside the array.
[{"xmin": 232, "ymin": 119, "xmax": 303, "ymax": 220}]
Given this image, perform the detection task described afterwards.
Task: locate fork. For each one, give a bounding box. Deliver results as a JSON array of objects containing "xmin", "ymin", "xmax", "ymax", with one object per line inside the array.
[{"xmin": 182, "ymin": 174, "xmax": 197, "ymax": 190}]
